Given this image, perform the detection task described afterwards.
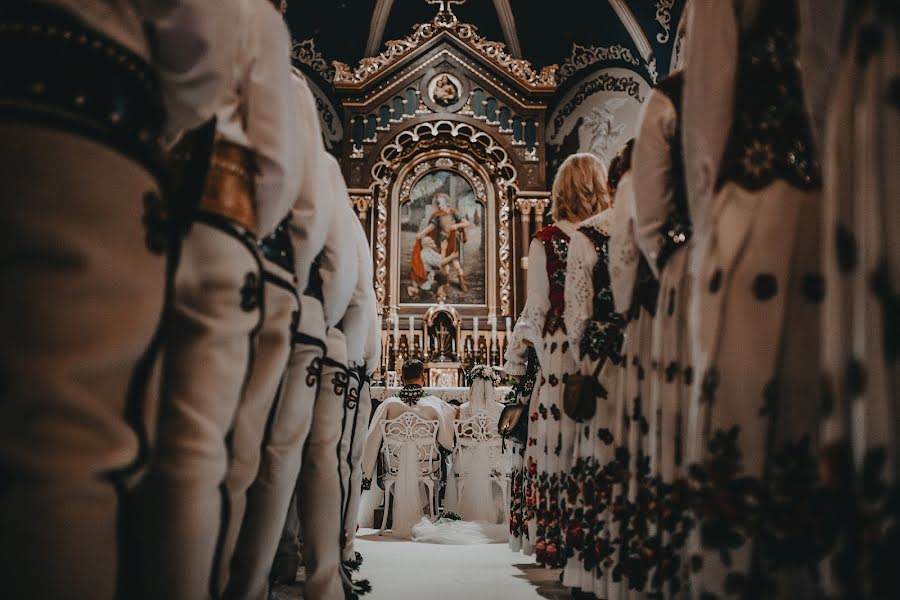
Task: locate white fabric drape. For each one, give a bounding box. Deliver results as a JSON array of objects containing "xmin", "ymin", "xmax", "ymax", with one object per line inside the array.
[{"xmin": 390, "ymin": 444, "xmax": 426, "ymax": 537}]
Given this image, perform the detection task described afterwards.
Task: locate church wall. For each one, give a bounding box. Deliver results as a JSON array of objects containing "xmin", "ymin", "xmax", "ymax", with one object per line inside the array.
[{"xmin": 543, "ymin": 0, "xmax": 689, "ymax": 201}]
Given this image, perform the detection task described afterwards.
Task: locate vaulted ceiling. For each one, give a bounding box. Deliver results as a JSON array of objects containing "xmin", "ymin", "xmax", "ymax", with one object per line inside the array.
[{"xmin": 285, "ymin": 0, "xmax": 688, "ymax": 91}]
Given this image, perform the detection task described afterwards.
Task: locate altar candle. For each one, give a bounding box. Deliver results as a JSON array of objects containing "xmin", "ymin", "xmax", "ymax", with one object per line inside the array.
[
  {"xmin": 392, "ymin": 313, "xmax": 399, "ymax": 347},
  {"xmin": 473, "ymin": 316, "xmax": 479, "ymax": 342},
  {"xmin": 506, "ymin": 316, "xmax": 512, "ymax": 334},
  {"xmin": 408, "ymin": 316, "xmax": 414, "ymax": 346},
  {"xmin": 491, "ymin": 316, "xmax": 497, "ymax": 341}
]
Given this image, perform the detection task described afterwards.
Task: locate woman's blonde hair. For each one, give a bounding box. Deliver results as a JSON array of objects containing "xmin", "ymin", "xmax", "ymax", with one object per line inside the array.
[{"xmin": 551, "ymin": 152, "xmax": 610, "ymax": 222}]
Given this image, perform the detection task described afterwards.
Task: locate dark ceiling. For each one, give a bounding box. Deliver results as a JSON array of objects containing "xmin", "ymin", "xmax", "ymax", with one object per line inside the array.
[{"xmin": 284, "ymin": 0, "xmax": 684, "ymax": 82}]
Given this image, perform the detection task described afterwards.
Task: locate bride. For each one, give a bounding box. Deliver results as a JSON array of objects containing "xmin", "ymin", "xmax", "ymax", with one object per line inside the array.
[
  {"xmin": 445, "ymin": 364, "xmax": 505, "ymax": 524},
  {"xmin": 413, "ymin": 365, "xmax": 508, "ymax": 545}
]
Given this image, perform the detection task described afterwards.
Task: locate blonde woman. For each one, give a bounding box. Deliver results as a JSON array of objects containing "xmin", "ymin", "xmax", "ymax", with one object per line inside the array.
[{"xmin": 504, "ymin": 153, "xmax": 608, "ymax": 568}]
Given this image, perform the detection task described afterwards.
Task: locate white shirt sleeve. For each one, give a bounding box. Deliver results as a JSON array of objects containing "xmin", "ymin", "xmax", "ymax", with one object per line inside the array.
[
  {"xmin": 318, "ymin": 203, "xmax": 360, "ymax": 329},
  {"xmin": 242, "ymin": 3, "xmax": 304, "ymax": 236},
  {"xmin": 134, "ymin": 0, "xmax": 240, "ymax": 140},
  {"xmin": 364, "ymin": 299, "xmax": 381, "ymax": 377},
  {"xmin": 288, "ymin": 138, "xmax": 339, "ymax": 292},
  {"xmin": 504, "ymin": 238, "xmax": 550, "ymax": 376},
  {"xmin": 632, "ymin": 90, "xmax": 677, "ymax": 278},
  {"xmin": 564, "ymin": 231, "xmax": 599, "ymax": 354},
  {"xmin": 683, "ymin": 0, "xmax": 741, "ymax": 273},
  {"xmin": 342, "ymin": 223, "xmax": 373, "ymax": 366},
  {"xmin": 609, "ymin": 173, "xmax": 642, "ymax": 314}
]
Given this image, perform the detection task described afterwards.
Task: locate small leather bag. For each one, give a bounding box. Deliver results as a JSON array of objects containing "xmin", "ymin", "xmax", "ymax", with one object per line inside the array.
[
  {"xmin": 563, "ymin": 365, "xmax": 604, "ymax": 422},
  {"xmin": 498, "ymin": 347, "xmax": 538, "ymax": 442},
  {"xmin": 498, "ymin": 403, "xmax": 526, "ymax": 439}
]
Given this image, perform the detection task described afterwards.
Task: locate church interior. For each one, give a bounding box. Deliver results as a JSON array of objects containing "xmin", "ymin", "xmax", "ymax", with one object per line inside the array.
[{"xmin": 0, "ymin": 1, "xmax": 896, "ymax": 600}]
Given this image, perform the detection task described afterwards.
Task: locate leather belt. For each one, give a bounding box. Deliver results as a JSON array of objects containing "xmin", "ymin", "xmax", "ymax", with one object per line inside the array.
[
  {"xmin": 260, "ymin": 216, "xmax": 295, "ymax": 274},
  {"xmin": 305, "ymin": 253, "xmax": 325, "ymax": 303},
  {"xmin": 0, "ymin": 4, "xmax": 164, "ymax": 179},
  {"xmin": 198, "ymin": 140, "xmax": 258, "ymax": 233}
]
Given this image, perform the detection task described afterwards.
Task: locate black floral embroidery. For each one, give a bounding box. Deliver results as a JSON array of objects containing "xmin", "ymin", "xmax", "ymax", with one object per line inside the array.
[
  {"xmin": 835, "ymin": 223, "xmax": 858, "ymax": 273},
  {"xmin": 548, "ymin": 374, "xmax": 559, "ymax": 387},
  {"xmin": 549, "ymin": 404, "xmax": 561, "ymax": 421},
  {"xmin": 240, "ymin": 272, "xmax": 261, "ymax": 312},
  {"xmin": 665, "ymin": 361, "xmax": 680, "ymax": 383},
  {"xmin": 856, "ymin": 24, "xmax": 884, "ymax": 67},
  {"xmin": 142, "ymin": 191, "xmax": 167, "ymax": 255},
  {"xmin": 398, "ymin": 384, "xmax": 426, "ymax": 405},
  {"xmin": 752, "ymin": 273, "xmax": 778, "ymax": 301},
  {"xmin": 701, "ymin": 367, "xmax": 720, "ymax": 403},
  {"xmin": 331, "ymin": 369, "xmax": 349, "ymax": 396},
  {"xmin": 305, "ymin": 356, "xmax": 322, "ymax": 387},
  {"xmin": 888, "ymin": 77, "xmax": 900, "ymax": 110},
  {"xmin": 709, "ymin": 269, "xmax": 723, "ymax": 294},
  {"xmin": 345, "ymin": 382, "xmax": 360, "ymax": 409},
  {"xmin": 800, "ymin": 272, "xmax": 825, "ymax": 304},
  {"xmin": 844, "ymin": 358, "xmax": 866, "ymax": 396}
]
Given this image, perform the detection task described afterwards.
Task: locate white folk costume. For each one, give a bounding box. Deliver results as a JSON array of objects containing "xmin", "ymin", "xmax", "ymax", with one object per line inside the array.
[
  {"xmin": 560, "ymin": 209, "xmax": 629, "ymax": 596},
  {"xmin": 359, "ymin": 388, "xmax": 456, "ymax": 537},
  {"xmin": 337, "ymin": 221, "xmax": 376, "ymax": 561},
  {"xmin": 683, "ymin": 1, "xmax": 825, "ymax": 596},
  {"xmin": 222, "ymin": 74, "xmax": 336, "ymax": 600},
  {"xmin": 505, "ymin": 221, "xmax": 580, "ymax": 568},
  {"xmin": 632, "ymin": 71, "xmax": 694, "ymax": 596},
  {"xmin": 216, "ymin": 225, "xmax": 299, "ymax": 596},
  {"xmin": 0, "ymin": 2, "xmax": 236, "ymax": 598},
  {"xmin": 505, "ymin": 346, "xmax": 540, "ymax": 553},
  {"xmin": 296, "ymin": 185, "xmax": 361, "ymax": 600},
  {"xmin": 341, "ymin": 294, "xmax": 380, "ymax": 563},
  {"xmin": 130, "ymin": 1, "xmax": 311, "ymax": 597},
  {"xmin": 816, "ymin": 2, "xmax": 900, "ymax": 595}
]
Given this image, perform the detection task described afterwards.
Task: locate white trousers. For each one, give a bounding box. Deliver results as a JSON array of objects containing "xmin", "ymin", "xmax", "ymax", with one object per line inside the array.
[
  {"xmin": 341, "ymin": 374, "xmax": 373, "ymax": 561},
  {"xmin": 215, "ymin": 259, "xmax": 299, "ymax": 595},
  {"xmin": 129, "ymin": 216, "xmax": 262, "ymax": 600},
  {"xmin": 224, "ymin": 296, "xmax": 326, "ymax": 600},
  {"xmin": 0, "ymin": 125, "xmax": 166, "ymax": 600},
  {"xmin": 299, "ymin": 328, "xmax": 349, "ymax": 600}
]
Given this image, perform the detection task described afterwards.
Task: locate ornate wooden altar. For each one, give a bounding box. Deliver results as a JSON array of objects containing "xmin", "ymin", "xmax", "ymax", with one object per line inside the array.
[{"xmin": 334, "ymin": 3, "xmax": 556, "ymax": 382}]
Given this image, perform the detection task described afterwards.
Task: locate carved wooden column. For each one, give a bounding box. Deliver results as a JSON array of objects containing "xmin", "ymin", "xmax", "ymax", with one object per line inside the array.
[{"xmin": 514, "ymin": 193, "xmax": 551, "ymax": 304}]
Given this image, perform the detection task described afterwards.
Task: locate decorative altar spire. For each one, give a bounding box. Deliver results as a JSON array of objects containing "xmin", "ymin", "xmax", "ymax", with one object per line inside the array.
[{"xmin": 426, "ymin": 0, "xmax": 465, "ymax": 15}]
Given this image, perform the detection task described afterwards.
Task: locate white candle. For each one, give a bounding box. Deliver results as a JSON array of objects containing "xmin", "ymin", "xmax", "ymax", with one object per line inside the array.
[
  {"xmin": 473, "ymin": 316, "xmax": 479, "ymax": 342},
  {"xmin": 506, "ymin": 317, "xmax": 512, "ymax": 334},
  {"xmin": 392, "ymin": 313, "xmax": 399, "ymax": 346},
  {"xmin": 491, "ymin": 316, "xmax": 497, "ymax": 341},
  {"xmin": 408, "ymin": 316, "xmax": 414, "ymax": 346}
]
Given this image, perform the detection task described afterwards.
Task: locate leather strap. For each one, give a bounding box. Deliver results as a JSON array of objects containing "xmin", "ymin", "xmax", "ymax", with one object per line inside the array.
[{"xmin": 198, "ymin": 140, "xmax": 257, "ymax": 232}]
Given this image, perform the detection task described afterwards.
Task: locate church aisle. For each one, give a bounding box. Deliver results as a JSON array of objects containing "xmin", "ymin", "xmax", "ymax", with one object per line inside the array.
[{"xmin": 353, "ymin": 528, "xmax": 569, "ymax": 600}]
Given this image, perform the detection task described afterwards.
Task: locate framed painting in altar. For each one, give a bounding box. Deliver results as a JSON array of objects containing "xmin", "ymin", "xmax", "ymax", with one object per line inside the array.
[{"xmin": 397, "ymin": 167, "xmax": 487, "ymax": 306}]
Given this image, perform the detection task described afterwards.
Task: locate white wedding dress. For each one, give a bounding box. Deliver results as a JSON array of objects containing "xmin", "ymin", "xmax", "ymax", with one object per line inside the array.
[{"xmin": 416, "ymin": 377, "xmax": 507, "ymax": 544}]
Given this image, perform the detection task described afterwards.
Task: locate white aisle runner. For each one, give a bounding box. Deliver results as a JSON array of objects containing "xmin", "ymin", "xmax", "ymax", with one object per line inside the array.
[{"xmin": 352, "ymin": 528, "xmax": 570, "ymax": 600}]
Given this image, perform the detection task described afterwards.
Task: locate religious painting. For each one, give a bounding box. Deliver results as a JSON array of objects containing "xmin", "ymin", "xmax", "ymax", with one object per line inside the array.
[
  {"xmin": 427, "ymin": 73, "xmax": 462, "ymax": 107},
  {"xmin": 546, "ymin": 67, "xmax": 652, "ymax": 171},
  {"xmin": 399, "ymin": 169, "xmax": 486, "ymax": 305}
]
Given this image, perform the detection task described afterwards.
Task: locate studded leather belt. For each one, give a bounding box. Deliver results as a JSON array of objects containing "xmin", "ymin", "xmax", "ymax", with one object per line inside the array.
[
  {"xmin": 198, "ymin": 140, "xmax": 258, "ymax": 233},
  {"xmin": 260, "ymin": 216, "xmax": 295, "ymax": 274},
  {"xmin": 0, "ymin": 4, "xmax": 164, "ymax": 179}
]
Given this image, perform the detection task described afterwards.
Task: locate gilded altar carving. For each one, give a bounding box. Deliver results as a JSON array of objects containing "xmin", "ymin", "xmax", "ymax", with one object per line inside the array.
[
  {"xmin": 365, "ymin": 121, "xmax": 520, "ymax": 316},
  {"xmin": 332, "ymin": 9, "xmax": 557, "ymax": 92}
]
